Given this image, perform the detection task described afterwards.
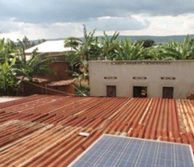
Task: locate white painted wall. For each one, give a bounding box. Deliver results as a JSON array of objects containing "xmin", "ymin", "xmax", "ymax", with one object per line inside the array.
[{"xmin": 89, "ymin": 60, "xmax": 194, "ymax": 98}]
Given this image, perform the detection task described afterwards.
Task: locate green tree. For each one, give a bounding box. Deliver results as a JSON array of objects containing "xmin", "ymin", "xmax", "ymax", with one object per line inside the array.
[
  {"xmin": 136, "ymin": 39, "xmax": 155, "ymax": 48},
  {"xmin": 160, "ymin": 36, "xmax": 194, "ymax": 60},
  {"xmin": 0, "ymin": 57, "xmax": 17, "ymax": 95},
  {"xmin": 116, "ymin": 39, "xmax": 145, "ymax": 60},
  {"xmin": 0, "ymin": 39, "xmax": 18, "ymax": 95},
  {"xmin": 15, "ymin": 39, "xmax": 50, "ymax": 81},
  {"xmin": 100, "ymin": 32, "xmax": 120, "ymax": 60},
  {"xmin": 0, "ymin": 37, "xmax": 50, "ymax": 95},
  {"xmin": 65, "ymin": 26, "xmax": 100, "ymax": 83}
]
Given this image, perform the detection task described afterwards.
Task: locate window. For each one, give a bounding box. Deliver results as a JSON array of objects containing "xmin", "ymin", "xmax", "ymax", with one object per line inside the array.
[
  {"xmin": 132, "ymin": 76, "xmax": 147, "ymax": 80},
  {"xmin": 161, "ymin": 77, "xmax": 176, "ymax": 80},
  {"xmin": 106, "ymin": 85, "xmax": 116, "ymax": 97},
  {"xmin": 133, "ymin": 86, "xmax": 147, "ymax": 98},
  {"xmin": 104, "ymin": 76, "xmax": 117, "ymax": 80},
  {"xmin": 162, "ymin": 87, "xmax": 174, "ymax": 99}
]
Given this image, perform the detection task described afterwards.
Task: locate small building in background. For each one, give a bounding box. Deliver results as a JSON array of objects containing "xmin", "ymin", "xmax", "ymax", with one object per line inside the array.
[
  {"xmin": 25, "ymin": 40, "xmax": 73, "ymax": 80},
  {"xmin": 23, "ymin": 40, "xmax": 75, "ymax": 95},
  {"xmin": 89, "ymin": 60, "xmax": 194, "ymax": 99},
  {"xmin": 25, "ymin": 40, "xmax": 72, "ymax": 56}
]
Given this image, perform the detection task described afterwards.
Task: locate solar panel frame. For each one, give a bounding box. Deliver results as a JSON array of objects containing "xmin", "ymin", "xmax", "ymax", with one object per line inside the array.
[{"xmin": 68, "ymin": 134, "xmax": 194, "ymax": 167}]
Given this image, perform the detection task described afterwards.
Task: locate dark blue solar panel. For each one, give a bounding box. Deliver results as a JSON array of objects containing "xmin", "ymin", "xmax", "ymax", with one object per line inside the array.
[{"xmin": 69, "ymin": 135, "xmax": 194, "ymax": 167}]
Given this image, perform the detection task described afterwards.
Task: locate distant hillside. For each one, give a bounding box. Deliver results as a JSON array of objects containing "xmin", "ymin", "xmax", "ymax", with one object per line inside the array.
[
  {"xmin": 117, "ymin": 35, "xmax": 194, "ymax": 43},
  {"xmin": 38, "ymin": 34, "xmax": 194, "ymax": 44}
]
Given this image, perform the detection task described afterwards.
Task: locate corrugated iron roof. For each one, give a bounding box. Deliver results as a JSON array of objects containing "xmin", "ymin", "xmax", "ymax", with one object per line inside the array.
[
  {"xmin": 0, "ymin": 95, "xmax": 194, "ymax": 166},
  {"xmin": 25, "ymin": 40, "xmax": 73, "ymax": 54},
  {"xmin": 17, "ymin": 76, "xmax": 50, "ymax": 83},
  {"xmin": 47, "ymin": 79, "xmax": 75, "ymax": 87}
]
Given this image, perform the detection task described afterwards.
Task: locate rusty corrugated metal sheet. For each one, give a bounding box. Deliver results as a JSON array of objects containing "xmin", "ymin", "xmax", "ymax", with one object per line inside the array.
[
  {"xmin": 47, "ymin": 79, "xmax": 76, "ymax": 87},
  {"xmin": 0, "ymin": 95, "xmax": 194, "ymax": 166}
]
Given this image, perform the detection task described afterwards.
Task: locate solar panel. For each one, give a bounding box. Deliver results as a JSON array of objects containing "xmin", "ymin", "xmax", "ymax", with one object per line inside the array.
[{"xmin": 69, "ymin": 134, "xmax": 194, "ymax": 167}]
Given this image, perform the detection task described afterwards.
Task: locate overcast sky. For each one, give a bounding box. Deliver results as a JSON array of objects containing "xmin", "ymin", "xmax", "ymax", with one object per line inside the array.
[{"xmin": 0, "ymin": 0, "xmax": 194, "ymax": 40}]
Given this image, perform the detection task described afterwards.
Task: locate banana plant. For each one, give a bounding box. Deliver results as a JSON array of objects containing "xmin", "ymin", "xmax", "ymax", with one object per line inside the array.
[
  {"xmin": 0, "ymin": 37, "xmax": 50, "ymax": 95},
  {"xmin": 116, "ymin": 39, "xmax": 145, "ymax": 60},
  {"xmin": 160, "ymin": 36, "xmax": 194, "ymax": 60},
  {"xmin": 0, "ymin": 39, "xmax": 18, "ymax": 95},
  {"xmin": 15, "ymin": 39, "xmax": 50, "ymax": 82},
  {"xmin": 64, "ymin": 26, "xmax": 100, "ymax": 93},
  {"xmin": 0, "ymin": 57, "xmax": 17, "ymax": 95},
  {"xmin": 100, "ymin": 32, "xmax": 120, "ymax": 60}
]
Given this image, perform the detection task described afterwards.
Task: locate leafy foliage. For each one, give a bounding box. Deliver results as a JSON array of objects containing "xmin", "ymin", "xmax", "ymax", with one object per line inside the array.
[
  {"xmin": 160, "ymin": 36, "xmax": 194, "ymax": 60},
  {"xmin": 0, "ymin": 37, "xmax": 49, "ymax": 95},
  {"xmin": 64, "ymin": 29, "xmax": 194, "ymax": 96},
  {"xmin": 116, "ymin": 40, "xmax": 145, "ymax": 60},
  {"xmin": 0, "ymin": 56, "xmax": 17, "ymax": 95},
  {"xmin": 1, "ymin": 29, "xmax": 194, "ymax": 96},
  {"xmin": 100, "ymin": 32, "xmax": 120, "ymax": 60},
  {"xmin": 15, "ymin": 39, "xmax": 50, "ymax": 80},
  {"xmin": 136, "ymin": 39, "xmax": 155, "ymax": 48},
  {"xmin": 0, "ymin": 39, "xmax": 18, "ymax": 95}
]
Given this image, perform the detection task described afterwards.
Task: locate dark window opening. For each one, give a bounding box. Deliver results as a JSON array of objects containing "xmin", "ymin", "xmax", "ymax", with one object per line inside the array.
[
  {"xmin": 106, "ymin": 85, "xmax": 116, "ymax": 97},
  {"xmin": 163, "ymin": 87, "xmax": 174, "ymax": 99},
  {"xmin": 133, "ymin": 86, "xmax": 147, "ymax": 98}
]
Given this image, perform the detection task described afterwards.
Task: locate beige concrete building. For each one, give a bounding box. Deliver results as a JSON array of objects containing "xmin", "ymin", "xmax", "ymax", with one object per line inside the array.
[{"xmin": 89, "ymin": 60, "xmax": 194, "ymax": 99}]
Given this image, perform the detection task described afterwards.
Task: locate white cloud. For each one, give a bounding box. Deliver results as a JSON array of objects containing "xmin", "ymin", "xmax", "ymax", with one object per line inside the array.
[
  {"xmin": 0, "ymin": 0, "xmax": 194, "ymax": 40},
  {"xmin": 0, "ymin": 0, "xmax": 194, "ymax": 24},
  {"xmin": 86, "ymin": 16, "xmax": 149, "ymax": 31},
  {"xmin": 0, "ymin": 20, "xmax": 83, "ymax": 41},
  {"xmin": 0, "ymin": 14, "xmax": 194, "ymax": 41},
  {"xmin": 121, "ymin": 14, "xmax": 194, "ymax": 36}
]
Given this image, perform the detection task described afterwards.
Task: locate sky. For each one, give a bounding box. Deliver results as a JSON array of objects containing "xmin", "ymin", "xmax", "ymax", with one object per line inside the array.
[{"xmin": 0, "ymin": 0, "xmax": 194, "ymax": 41}]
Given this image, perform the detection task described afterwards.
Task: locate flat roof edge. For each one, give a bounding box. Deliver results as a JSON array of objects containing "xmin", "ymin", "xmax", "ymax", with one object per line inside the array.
[{"xmin": 89, "ymin": 60, "xmax": 194, "ymax": 63}]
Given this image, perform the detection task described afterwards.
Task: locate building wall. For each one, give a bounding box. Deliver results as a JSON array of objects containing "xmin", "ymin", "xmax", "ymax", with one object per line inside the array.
[
  {"xmin": 89, "ymin": 60, "xmax": 194, "ymax": 98},
  {"xmin": 22, "ymin": 82, "xmax": 75, "ymax": 96},
  {"xmin": 48, "ymin": 62, "xmax": 69, "ymax": 80},
  {"xmin": 32, "ymin": 52, "xmax": 70, "ymax": 81}
]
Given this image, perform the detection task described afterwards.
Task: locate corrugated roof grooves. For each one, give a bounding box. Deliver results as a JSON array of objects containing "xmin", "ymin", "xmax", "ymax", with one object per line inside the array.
[
  {"xmin": 25, "ymin": 40, "xmax": 73, "ymax": 54},
  {"xmin": 0, "ymin": 95, "xmax": 47, "ymax": 109},
  {"xmin": 1, "ymin": 95, "xmax": 194, "ymax": 166}
]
